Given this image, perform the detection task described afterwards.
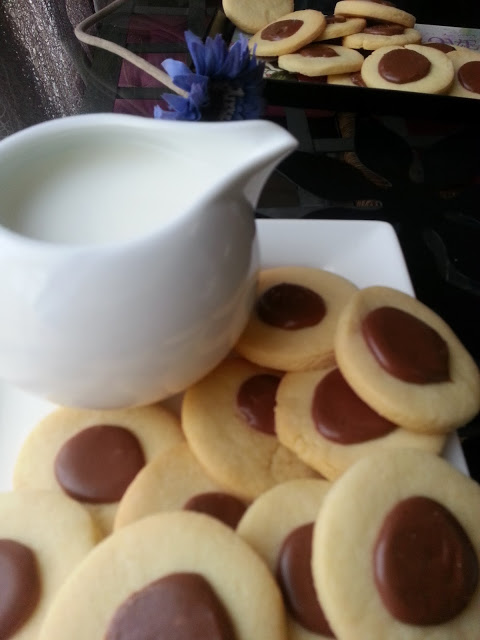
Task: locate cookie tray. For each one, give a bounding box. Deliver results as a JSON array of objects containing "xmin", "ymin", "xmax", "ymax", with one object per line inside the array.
[
  {"xmin": 209, "ymin": 11, "xmax": 480, "ymax": 121},
  {"xmin": 0, "ymin": 219, "xmax": 469, "ymax": 491}
]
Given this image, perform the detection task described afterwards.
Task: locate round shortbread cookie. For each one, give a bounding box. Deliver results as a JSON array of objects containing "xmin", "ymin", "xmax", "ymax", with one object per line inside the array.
[
  {"xmin": 278, "ymin": 43, "xmax": 364, "ymax": 77},
  {"xmin": 361, "ymin": 44, "xmax": 454, "ymax": 93},
  {"xmin": 235, "ymin": 266, "xmax": 358, "ymax": 371},
  {"xmin": 182, "ymin": 357, "xmax": 318, "ymax": 501},
  {"xmin": 222, "ymin": 0, "xmax": 293, "ymax": 34},
  {"xmin": 275, "ymin": 366, "xmax": 445, "ymax": 480},
  {"xmin": 334, "ymin": 286, "xmax": 480, "ymax": 434},
  {"xmin": 0, "ymin": 489, "xmax": 99, "ymax": 639},
  {"xmin": 13, "ymin": 405, "xmax": 184, "ymax": 537},
  {"xmin": 335, "ymin": 0, "xmax": 416, "ymax": 28},
  {"xmin": 343, "ymin": 25, "xmax": 421, "ymax": 50},
  {"xmin": 312, "ymin": 448, "xmax": 480, "ymax": 640},
  {"xmin": 237, "ymin": 478, "xmax": 332, "ymax": 640},
  {"xmin": 114, "ymin": 442, "xmax": 248, "ymax": 530},
  {"xmin": 248, "ymin": 10, "xmax": 327, "ymax": 57},
  {"xmin": 38, "ymin": 511, "xmax": 289, "ymax": 640},
  {"xmin": 447, "ymin": 48, "xmax": 480, "ymax": 99},
  {"xmin": 328, "ymin": 70, "xmax": 366, "ymax": 86},
  {"xmin": 317, "ymin": 15, "xmax": 366, "ymax": 40}
]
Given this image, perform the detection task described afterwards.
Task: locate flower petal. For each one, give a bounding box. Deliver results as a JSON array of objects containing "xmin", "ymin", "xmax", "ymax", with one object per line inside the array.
[
  {"xmin": 161, "ymin": 59, "xmax": 191, "ymax": 79},
  {"xmin": 184, "ymin": 31, "xmax": 207, "ymax": 74},
  {"xmin": 154, "ymin": 30, "xmax": 265, "ymax": 122}
]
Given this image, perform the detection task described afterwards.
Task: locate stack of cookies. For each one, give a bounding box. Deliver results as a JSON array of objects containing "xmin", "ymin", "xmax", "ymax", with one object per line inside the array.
[
  {"xmin": 2, "ymin": 264, "xmax": 480, "ymax": 639},
  {"xmin": 224, "ymin": 0, "xmax": 480, "ymax": 99}
]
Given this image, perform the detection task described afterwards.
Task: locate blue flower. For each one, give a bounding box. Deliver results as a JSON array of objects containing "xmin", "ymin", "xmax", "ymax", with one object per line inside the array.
[{"xmin": 153, "ymin": 31, "xmax": 265, "ymax": 121}]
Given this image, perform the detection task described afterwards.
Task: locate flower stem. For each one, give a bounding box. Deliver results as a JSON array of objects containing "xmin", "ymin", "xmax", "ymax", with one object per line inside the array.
[{"xmin": 75, "ymin": 0, "xmax": 188, "ymax": 98}]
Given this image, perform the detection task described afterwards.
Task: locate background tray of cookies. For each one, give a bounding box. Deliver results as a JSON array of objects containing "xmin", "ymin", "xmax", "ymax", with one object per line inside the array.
[{"xmin": 211, "ymin": 1, "xmax": 480, "ymax": 120}]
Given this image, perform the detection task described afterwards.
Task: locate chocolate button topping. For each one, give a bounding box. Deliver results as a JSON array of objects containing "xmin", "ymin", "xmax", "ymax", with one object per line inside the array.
[
  {"xmin": 256, "ymin": 283, "xmax": 326, "ymax": 329},
  {"xmin": 54, "ymin": 424, "xmax": 146, "ymax": 503},
  {"xmin": 312, "ymin": 368, "xmax": 397, "ymax": 444},
  {"xmin": 351, "ymin": 0, "xmax": 395, "ymax": 4},
  {"xmin": 0, "ymin": 539, "xmax": 41, "ymax": 638},
  {"xmin": 183, "ymin": 492, "xmax": 247, "ymax": 529},
  {"xmin": 299, "ymin": 44, "xmax": 339, "ymax": 58},
  {"xmin": 105, "ymin": 572, "xmax": 237, "ymax": 640},
  {"xmin": 373, "ymin": 496, "xmax": 479, "ymax": 625},
  {"xmin": 326, "ymin": 15, "xmax": 347, "ymax": 23},
  {"xmin": 351, "ymin": 71, "xmax": 367, "ymax": 86},
  {"xmin": 236, "ymin": 374, "xmax": 280, "ymax": 435},
  {"xmin": 423, "ymin": 42, "xmax": 456, "ymax": 53},
  {"xmin": 363, "ymin": 23, "xmax": 405, "ymax": 35},
  {"xmin": 261, "ymin": 19, "xmax": 303, "ymax": 41},
  {"xmin": 362, "ymin": 306, "xmax": 450, "ymax": 383},
  {"xmin": 378, "ymin": 48, "xmax": 431, "ymax": 83},
  {"xmin": 276, "ymin": 523, "xmax": 335, "ymax": 636},
  {"xmin": 458, "ymin": 60, "xmax": 480, "ymax": 94}
]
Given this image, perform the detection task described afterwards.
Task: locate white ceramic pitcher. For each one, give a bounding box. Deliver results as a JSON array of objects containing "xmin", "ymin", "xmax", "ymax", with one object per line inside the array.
[{"xmin": 0, "ymin": 114, "xmax": 297, "ymax": 409}]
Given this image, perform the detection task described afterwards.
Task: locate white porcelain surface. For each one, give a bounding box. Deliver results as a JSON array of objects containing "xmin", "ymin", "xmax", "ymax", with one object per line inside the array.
[
  {"xmin": 0, "ymin": 219, "xmax": 468, "ymax": 490},
  {"xmin": 0, "ymin": 114, "xmax": 297, "ymax": 408}
]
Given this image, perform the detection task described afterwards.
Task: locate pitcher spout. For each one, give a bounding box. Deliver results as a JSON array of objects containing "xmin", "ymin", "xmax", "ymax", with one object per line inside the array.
[
  {"xmin": 224, "ymin": 119, "xmax": 298, "ymax": 202},
  {"xmin": 200, "ymin": 119, "xmax": 299, "ymax": 208},
  {"xmin": 140, "ymin": 116, "xmax": 298, "ymax": 211}
]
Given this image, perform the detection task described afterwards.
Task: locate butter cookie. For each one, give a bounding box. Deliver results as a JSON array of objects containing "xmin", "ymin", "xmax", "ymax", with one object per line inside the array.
[
  {"xmin": 13, "ymin": 405, "xmax": 184, "ymax": 536},
  {"xmin": 275, "ymin": 365, "xmax": 445, "ymax": 479},
  {"xmin": 447, "ymin": 48, "xmax": 480, "ymax": 99},
  {"xmin": 39, "ymin": 511, "xmax": 289, "ymax": 640},
  {"xmin": 334, "ymin": 286, "xmax": 480, "ymax": 434},
  {"xmin": 317, "ymin": 15, "xmax": 366, "ymax": 40},
  {"xmin": 361, "ymin": 44, "xmax": 454, "ymax": 93},
  {"xmin": 343, "ymin": 24, "xmax": 421, "ymax": 50},
  {"xmin": 114, "ymin": 442, "xmax": 248, "ymax": 530},
  {"xmin": 237, "ymin": 478, "xmax": 333, "ymax": 640},
  {"xmin": 248, "ymin": 10, "xmax": 327, "ymax": 57},
  {"xmin": 312, "ymin": 448, "xmax": 480, "ymax": 640},
  {"xmin": 182, "ymin": 357, "xmax": 318, "ymax": 501},
  {"xmin": 278, "ymin": 43, "xmax": 364, "ymax": 77},
  {"xmin": 0, "ymin": 489, "xmax": 98, "ymax": 639},
  {"xmin": 335, "ymin": 0, "xmax": 416, "ymax": 28},
  {"xmin": 222, "ymin": 0, "xmax": 293, "ymax": 34},
  {"xmin": 327, "ymin": 70, "xmax": 367, "ymax": 86},
  {"xmin": 235, "ymin": 266, "xmax": 358, "ymax": 371}
]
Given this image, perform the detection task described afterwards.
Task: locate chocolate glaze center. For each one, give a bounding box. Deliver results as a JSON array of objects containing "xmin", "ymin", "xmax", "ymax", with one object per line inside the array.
[
  {"xmin": 54, "ymin": 424, "xmax": 146, "ymax": 503},
  {"xmin": 423, "ymin": 42, "xmax": 456, "ymax": 53},
  {"xmin": 276, "ymin": 523, "xmax": 335, "ymax": 636},
  {"xmin": 236, "ymin": 374, "xmax": 280, "ymax": 436},
  {"xmin": 458, "ymin": 60, "xmax": 480, "ymax": 94},
  {"xmin": 105, "ymin": 572, "xmax": 237, "ymax": 640},
  {"xmin": 312, "ymin": 368, "xmax": 397, "ymax": 444},
  {"xmin": 361, "ymin": 306, "xmax": 450, "ymax": 383},
  {"xmin": 363, "ymin": 23, "xmax": 405, "ymax": 35},
  {"xmin": 378, "ymin": 48, "xmax": 431, "ymax": 83},
  {"xmin": 0, "ymin": 539, "xmax": 41, "ymax": 638},
  {"xmin": 299, "ymin": 44, "xmax": 339, "ymax": 58},
  {"xmin": 326, "ymin": 15, "xmax": 347, "ymax": 24},
  {"xmin": 351, "ymin": 71, "xmax": 367, "ymax": 86},
  {"xmin": 373, "ymin": 496, "xmax": 479, "ymax": 625},
  {"xmin": 261, "ymin": 19, "xmax": 303, "ymax": 41},
  {"xmin": 183, "ymin": 492, "xmax": 247, "ymax": 529},
  {"xmin": 351, "ymin": 0, "xmax": 395, "ymax": 5},
  {"xmin": 256, "ymin": 283, "xmax": 326, "ymax": 330}
]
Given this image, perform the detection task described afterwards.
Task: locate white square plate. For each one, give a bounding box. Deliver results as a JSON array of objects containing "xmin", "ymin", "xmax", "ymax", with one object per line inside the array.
[{"xmin": 0, "ymin": 219, "xmax": 468, "ymax": 490}]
